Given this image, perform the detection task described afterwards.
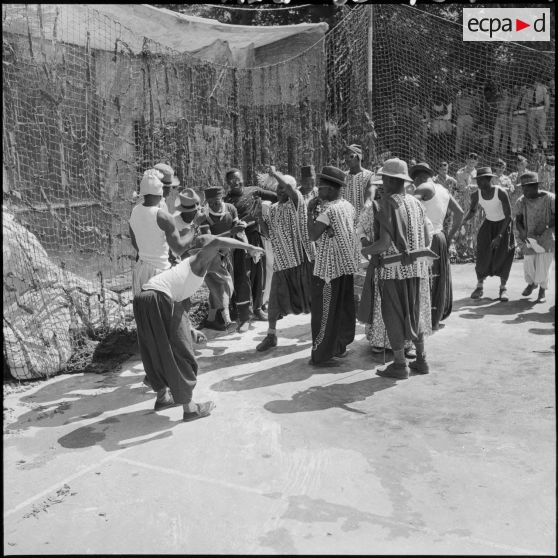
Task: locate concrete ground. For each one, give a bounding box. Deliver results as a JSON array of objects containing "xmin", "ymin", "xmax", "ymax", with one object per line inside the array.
[{"xmin": 3, "ymin": 262, "xmax": 555, "ymax": 555}]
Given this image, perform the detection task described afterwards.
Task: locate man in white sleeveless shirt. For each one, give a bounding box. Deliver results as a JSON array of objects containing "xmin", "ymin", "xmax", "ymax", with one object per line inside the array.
[
  {"xmin": 136, "ymin": 235, "xmax": 265, "ymax": 421},
  {"xmin": 462, "ymin": 167, "xmax": 515, "ymax": 302},
  {"xmin": 129, "ymin": 170, "xmax": 198, "ymax": 296},
  {"xmin": 411, "ymin": 162, "xmax": 464, "ymax": 330}
]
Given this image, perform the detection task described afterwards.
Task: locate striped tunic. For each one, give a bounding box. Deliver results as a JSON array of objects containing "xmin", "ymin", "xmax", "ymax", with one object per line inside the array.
[
  {"xmin": 314, "ymin": 199, "xmax": 359, "ymax": 283},
  {"xmin": 264, "ymin": 190, "xmax": 315, "ymax": 271}
]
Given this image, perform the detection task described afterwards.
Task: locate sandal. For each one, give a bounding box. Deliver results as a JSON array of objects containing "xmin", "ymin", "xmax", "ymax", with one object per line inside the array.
[
  {"xmin": 183, "ymin": 401, "xmax": 215, "ymax": 422},
  {"xmin": 192, "ymin": 329, "xmax": 207, "ymax": 345},
  {"xmin": 470, "ymin": 286, "xmax": 483, "ymax": 299}
]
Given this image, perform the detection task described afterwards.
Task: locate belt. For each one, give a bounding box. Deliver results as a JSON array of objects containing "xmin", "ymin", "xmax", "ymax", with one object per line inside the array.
[
  {"xmin": 529, "ymin": 105, "xmax": 546, "ymax": 111},
  {"xmin": 512, "ymin": 110, "xmax": 526, "ymax": 116},
  {"xmin": 381, "ymin": 248, "xmax": 438, "ymax": 268}
]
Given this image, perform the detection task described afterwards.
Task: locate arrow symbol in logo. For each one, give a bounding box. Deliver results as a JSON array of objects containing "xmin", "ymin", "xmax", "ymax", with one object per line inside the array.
[{"xmin": 516, "ymin": 18, "xmax": 530, "ymax": 31}]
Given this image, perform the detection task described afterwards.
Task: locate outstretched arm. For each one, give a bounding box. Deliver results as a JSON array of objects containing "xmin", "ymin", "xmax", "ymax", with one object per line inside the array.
[{"xmin": 190, "ymin": 235, "xmax": 265, "ymax": 276}]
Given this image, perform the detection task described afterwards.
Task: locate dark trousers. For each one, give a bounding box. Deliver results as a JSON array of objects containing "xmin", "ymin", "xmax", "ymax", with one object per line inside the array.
[
  {"xmin": 381, "ymin": 277, "xmax": 424, "ymax": 352},
  {"xmin": 475, "ymin": 219, "xmax": 515, "ymax": 282},
  {"xmin": 133, "ymin": 290, "xmax": 197, "ymax": 404},
  {"xmin": 311, "ymin": 274, "xmax": 355, "ymax": 363},
  {"xmin": 231, "ymin": 231, "xmax": 265, "ymax": 322},
  {"xmin": 430, "ymin": 231, "xmax": 453, "ymax": 329}
]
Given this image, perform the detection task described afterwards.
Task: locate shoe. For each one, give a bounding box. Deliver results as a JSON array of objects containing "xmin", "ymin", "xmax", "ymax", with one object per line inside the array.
[
  {"xmin": 333, "ymin": 350, "xmax": 349, "ymax": 358},
  {"xmin": 499, "ymin": 288, "xmax": 509, "ymax": 302},
  {"xmin": 183, "ymin": 401, "xmax": 215, "ymax": 422},
  {"xmin": 252, "ymin": 308, "xmax": 268, "ymax": 321},
  {"xmin": 223, "ymin": 321, "xmax": 238, "ymax": 334},
  {"xmin": 261, "ymin": 303, "xmax": 268, "ymax": 312},
  {"xmin": 470, "ymin": 286, "xmax": 483, "ymax": 299},
  {"xmin": 404, "ymin": 347, "xmax": 417, "ymax": 360},
  {"xmin": 376, "ymin": 362, "xmax": 409, "ymax": 380},
  {"xmin": 371, "ymin": 346, "xmax": 385, "ymax": 354},
  {"xmin": 522, "ymin": 284, "xmax": 536, "ymax": 297},
  {"xmin": 203, "ymin": 319, "xmax": 226, "ymax": 331},
  {"xmin": 154, "ymin": 394, "xmax": 180, "ymax": 411},
  {"xmin": 256, "ymin": 334, "xmax": 277, "ymax": 352},
  {"xmin": 409, "ymin": 359, "xmax": 430, "ymax": 374},
  {"xmin": 536, "ymin": 288, "xmax": 546, "ymax": 303},
  {"xmin": 237, "ymin": 320, "xmax": 250, "ymax": 333}
]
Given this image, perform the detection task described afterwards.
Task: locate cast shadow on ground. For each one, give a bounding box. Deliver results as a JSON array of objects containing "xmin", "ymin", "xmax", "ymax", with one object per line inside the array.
[
  {"xmin": 4, "ymin": 371, "xmax": 156, "ymax": 436},
  {"xmin": 502, "ymin": 309, "xmax": 555, "ymax": 325},
  {"xmin": 57, "ymin": 409, "xmax": 181, "ymax": 452},
  {"xmin": 196, "ymin": 341, "xmax": 312, "ymax": 374},
  {"xmin": 453, "ymin": 297, "xmax": 539, "ymax": 320},
  {"xmin": 264, "ymin": 376, "xmax": 397, "ymax": 415}
]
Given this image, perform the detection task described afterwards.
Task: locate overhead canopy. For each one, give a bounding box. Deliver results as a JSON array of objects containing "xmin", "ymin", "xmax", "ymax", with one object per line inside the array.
[{"xmin": 3, "ymin": 4, "xmax": 328, "ymax": 67}]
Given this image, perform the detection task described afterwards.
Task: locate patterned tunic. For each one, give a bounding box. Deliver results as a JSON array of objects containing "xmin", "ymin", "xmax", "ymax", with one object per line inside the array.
[
  {"xmin": 264, "ymin": 190, "xmax": 315, "ymax": 272},
  {"xmin": 343, "ymin": 169, "xmax": 374, "ymax": 221},
  {"xmin": 377, "ymin": 194, "xmax": 430, "ymax": 281},
  {"xmin": 314, "ymin": 199, "xmax": 359, "ymax": 283},
  {"xmin": 515, "ymin": 192, "xmax": 555, "ymax": 254}
]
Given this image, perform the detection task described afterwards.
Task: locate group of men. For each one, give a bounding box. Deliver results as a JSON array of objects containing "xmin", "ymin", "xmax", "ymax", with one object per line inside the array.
[{"xmin": 128, "ymin": 143, "xmax": 555, "ymax": 421}]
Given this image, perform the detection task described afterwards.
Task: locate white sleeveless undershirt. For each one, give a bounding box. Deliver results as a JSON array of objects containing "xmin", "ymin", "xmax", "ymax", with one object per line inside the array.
[
  {"xmin": 422, "ymin": 181, "xmax": 450, "ymax": 234},
  {"xmin": 478, "ymin": 187, "xmax": 506, "ymax": 221},
  {"xmin": 129, "ymin": 205, "xmax": 170, "ymax": 269},
  {"xmin": 142, "ymin": 257, "xmax": 205, "ymax": 302}
]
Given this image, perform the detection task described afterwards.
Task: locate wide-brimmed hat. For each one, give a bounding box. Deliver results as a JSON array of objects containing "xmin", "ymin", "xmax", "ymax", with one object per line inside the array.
[
  {"xmin": 519, "ymin": 171, "xmax": 539, "ymax": 186},
  {"xmin": 379, "ymin": 158, "xmax": 413, "ymax": 182},
  {"xmin": 317, "ymin": 166, "xmax": 346, "ymax": 187},
  {"xmin": 154, "ymin": 163, "xmax": 180, "ymax": 187},
  {"xmin": 409, "ymin": 162, "xmax": 435, "ymax": 180},
  {"xmin": 173, "ymin": 188, "xmax": 200, "ymax": 215},
  {"xmin": 300, "ymin": 165, "xmax": 316, "ymax": 179},
  {"xmin": 139, "ymin": 170, "xmax": 164, "ymax": 196},
  {"xmin": 204, "ymin": 186, "xmax": 224, "ymax": 199},
  {"xmin": 476, "ymin": 167, "xmax": 496, "ymax": 178}
]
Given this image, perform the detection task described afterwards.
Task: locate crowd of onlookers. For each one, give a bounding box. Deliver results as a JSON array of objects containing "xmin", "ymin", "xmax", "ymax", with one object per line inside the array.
[
  {"xmin": 406, "ymin": 151, "xmax": 555, "ymax": 261},
  {"xmin": 384, "ymin": 78, "xmax": 555, "ymax": 166}
]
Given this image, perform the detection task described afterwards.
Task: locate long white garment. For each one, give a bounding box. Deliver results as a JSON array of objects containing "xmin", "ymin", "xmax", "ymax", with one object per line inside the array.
[{"xmin": 523, "ymin": 253, "xmax": 554, "ymax": 289}]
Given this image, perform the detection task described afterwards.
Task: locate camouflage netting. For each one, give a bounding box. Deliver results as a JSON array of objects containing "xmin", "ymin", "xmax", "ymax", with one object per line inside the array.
[{"xmin": 2, "ymin": 4, "xmax": 554, "ymax": 379}]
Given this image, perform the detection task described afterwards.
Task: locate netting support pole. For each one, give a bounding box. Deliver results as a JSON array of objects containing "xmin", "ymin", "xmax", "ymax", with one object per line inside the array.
[{"xmin": 367, "ymin": 4, "xmax": 374, "ymax": 164}]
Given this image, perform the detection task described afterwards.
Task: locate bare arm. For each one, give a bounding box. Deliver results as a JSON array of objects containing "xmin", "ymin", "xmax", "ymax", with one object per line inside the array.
[
  {"xmin": 496, "ymin": 188, "xmax": 513, "ymax": 238},
  {"xmin": 157, "ymin": 210, "xmax": 196, "ymax": 257},
  {"xmin": 129, "ymin": 224, "xmax": 139, "ymax": 253},
  {"xmin": 462, "ymin": 190, "xmax": 479, "ymax": 224},
  {"xmin": 306, "ymin": 197, "xmax": 328, "ymax": 242},
  {"xmin": 271, "ymin": 168, "xmax": 299, "ymax": 209},
  {"xmin": 190, "ymin": 235, "xmax": 265, "ymax": 276},
  {"xmin": 361, "ymin": 227, "xmax": 391, "ymax": 257},
  {"xmin": 446, "ymin": 194, "xmax": 464, "ymax": 242}
]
